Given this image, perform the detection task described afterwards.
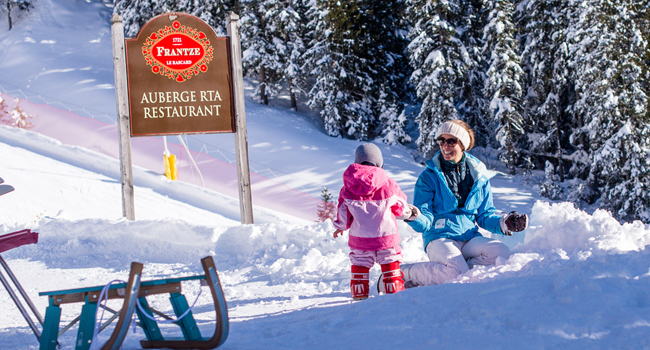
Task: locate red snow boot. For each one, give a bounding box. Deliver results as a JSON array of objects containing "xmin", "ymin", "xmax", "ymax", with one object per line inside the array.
[
  {"xmin": 380, "ymin": 262, "xmax": 405, "ymax": 294},
  {"xmin": 350, "ymin": 265, "xmax": 370, "ymax": 300}
]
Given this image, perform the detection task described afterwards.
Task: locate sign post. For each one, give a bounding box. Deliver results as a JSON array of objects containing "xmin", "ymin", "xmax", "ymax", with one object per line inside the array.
[
  {"xmin": 227, "ymin": 13, "xmax": 253, "ymax": 225},
  {"xmin": 111, "ymin": 12, "xmax": 254, "ymax": 224},
  {"xmin": 111, "ymin": 14, "xmax": 135, "ymax": 220}
]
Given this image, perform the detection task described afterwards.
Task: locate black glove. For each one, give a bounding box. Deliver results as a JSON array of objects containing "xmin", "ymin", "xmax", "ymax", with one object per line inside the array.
[{"xmin": 499, "ymin": 211, "xmax": 528, "ymax": 235}]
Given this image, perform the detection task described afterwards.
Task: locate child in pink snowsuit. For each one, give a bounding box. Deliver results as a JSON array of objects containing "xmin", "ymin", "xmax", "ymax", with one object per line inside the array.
[{"xmin": 333, "ymin": 143, "xmax": 412, "ymax": 300}]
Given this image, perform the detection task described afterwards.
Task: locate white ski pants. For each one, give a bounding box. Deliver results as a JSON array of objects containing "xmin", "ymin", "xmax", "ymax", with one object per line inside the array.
[{"xmin": 405, "ymin": 236, "xmax": 510, "ymax": 286}]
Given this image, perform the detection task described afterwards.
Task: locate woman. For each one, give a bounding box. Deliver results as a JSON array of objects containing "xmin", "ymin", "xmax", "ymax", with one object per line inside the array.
[{"xmin": 401, "ymin": 120, "xmax": 528, "ymax": 287}]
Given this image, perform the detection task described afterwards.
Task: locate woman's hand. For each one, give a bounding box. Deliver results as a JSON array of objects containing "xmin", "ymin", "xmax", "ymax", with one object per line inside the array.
[
  {"xmin": 333, "ymin": 229, "xmax": 345, "ymax": 238},
  {"xmin": 405, "ymin": 204, "xmax": 420, "ymax": 222}
]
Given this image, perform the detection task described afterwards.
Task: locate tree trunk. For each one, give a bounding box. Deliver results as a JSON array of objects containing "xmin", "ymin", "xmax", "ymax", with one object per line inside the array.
[
  {"xmin": 259, "ymin": 65, "xmax": 268, "ymax": 105},
  {"xmin": 554, "ymin": 120, "xmax": 564, "ymax": 182},
  {"xmin": 7, "ymin": 1, "xmax": 12, "ymax": 30},
  {"xmin": 289, "ymin": 79, "xmax": 297, "ymax": 111}
]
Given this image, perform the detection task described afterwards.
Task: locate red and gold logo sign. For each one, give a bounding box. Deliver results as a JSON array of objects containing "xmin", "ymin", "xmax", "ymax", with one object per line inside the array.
[{"xmin": 141, "ymin": 20, "xmax": 214, "ymax": 82}]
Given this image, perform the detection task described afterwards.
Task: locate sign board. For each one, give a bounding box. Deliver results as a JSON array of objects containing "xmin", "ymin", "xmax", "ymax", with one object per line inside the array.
[{"xmin": 125, "ymin": 13, "xmax": 235, "ymax": 136}]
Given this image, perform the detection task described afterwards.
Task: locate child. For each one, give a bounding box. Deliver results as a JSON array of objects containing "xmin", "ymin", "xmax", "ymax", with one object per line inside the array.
[{"xmin": 333, "ymin": 143, "xmax": 412, "ymax": 300}]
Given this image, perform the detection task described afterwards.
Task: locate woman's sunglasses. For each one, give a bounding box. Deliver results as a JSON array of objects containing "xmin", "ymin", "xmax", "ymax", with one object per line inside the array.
[{"xmin": 436, "ymin": 137, "xmax": 459, "ymax": 147}]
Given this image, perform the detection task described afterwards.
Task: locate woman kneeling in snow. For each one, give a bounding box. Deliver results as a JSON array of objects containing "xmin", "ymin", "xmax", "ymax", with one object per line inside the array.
[{"xmin": 401, "ymin": 120, "xmax": 528, "ymax": 287}]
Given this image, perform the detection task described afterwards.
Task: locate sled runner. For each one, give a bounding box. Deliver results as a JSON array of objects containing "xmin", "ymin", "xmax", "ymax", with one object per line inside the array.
[
  {"xmin": 137, "ymin": 256, "xmax": 229, "ymax": 349},
  {"xmin": 38, "ymin": 256, "xmax": 229, "ymax": 350}
]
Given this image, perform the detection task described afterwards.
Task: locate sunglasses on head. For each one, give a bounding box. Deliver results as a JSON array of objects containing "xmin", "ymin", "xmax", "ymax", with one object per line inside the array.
[{"xmin": 436, "ymin": 137, "xmax": 460, "ymax": 147}]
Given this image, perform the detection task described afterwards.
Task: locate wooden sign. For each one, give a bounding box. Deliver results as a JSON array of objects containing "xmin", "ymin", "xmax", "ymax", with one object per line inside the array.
[{"xmin": 125, "ymin": 13, "xmax": 235, "ymax": 136}]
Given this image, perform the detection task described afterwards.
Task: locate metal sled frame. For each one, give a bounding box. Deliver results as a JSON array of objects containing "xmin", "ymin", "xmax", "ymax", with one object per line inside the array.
[
  {"xmin": 0, "ymin": 253, "xmax": 44, "ymax": 341},
  {"xmin": 0, "ymin": 229, "xmax": 44, "ymax": 342},
  {"xmin": 38, "ymin": 256, "xmax": 229, "ymax": 350}
]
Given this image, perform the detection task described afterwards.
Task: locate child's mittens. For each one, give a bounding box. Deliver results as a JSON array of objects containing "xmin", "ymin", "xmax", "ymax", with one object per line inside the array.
[{"xmin": 396, "ymin": 204, "xmax": 412, "ymax": 220}]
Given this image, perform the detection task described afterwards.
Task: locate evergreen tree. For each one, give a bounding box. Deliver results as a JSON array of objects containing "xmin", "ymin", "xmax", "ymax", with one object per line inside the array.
[
  {"xmin": 302, "ymin": 0, "xmax": 347, "ymax": 137},
  {"xmin": 481, "ymin": 0, "xmax": 524, "ymax": 173},
  {"xmin": 457, "ymin": 0, "xmax": 489, "ymax": 147},
  {"xmin": 316, "ymin": 187, "xmax": 337, "ymax": 222},
  {"xmin": 566, "ymin": 0, "xmax": 650, "ymax": 221},
  {"xmin": 240, "ymin": 0, "xmax": 282, "ymax": 104},
  {"xmin": 279, "ymin": 0, "xmax": 310, "ymax": 111},
  {"xmin": 405, "ymin": 0, "xmax": 465, "ymax": 157},
  {"xmin": 114, "ymin": 0, "xmax": 235, "ymax": 37},
  {"xmin": 517, "ymin": 0, "xmax": 577, "ymax": 182},
  {"xmin": 241, "ymin": 0, "xmax": 307, "ymax": 108},
  {"xmin": 113, "ymin": 0, "xmax": 155, "ymax": 37},
  {"xmin": 376, "ymin": 0, "xmax": 413, "ymax": 145},
  {"xmin": 304, "ymin": 0, "xmax": 410, "ymax": 141}
]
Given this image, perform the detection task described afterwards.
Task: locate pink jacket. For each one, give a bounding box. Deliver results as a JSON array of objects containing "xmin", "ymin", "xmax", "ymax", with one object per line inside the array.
[{"xmin": 333, "ymin": 163, "xmax": 409, "ymax": 251}]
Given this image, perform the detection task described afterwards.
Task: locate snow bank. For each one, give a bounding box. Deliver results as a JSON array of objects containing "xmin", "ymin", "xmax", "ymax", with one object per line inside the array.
[{"xmin": 523, "ymin": 201, "xmax": 650, "ymax": 255}]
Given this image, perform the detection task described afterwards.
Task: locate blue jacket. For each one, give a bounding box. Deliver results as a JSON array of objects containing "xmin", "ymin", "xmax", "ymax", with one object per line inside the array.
[{"xmin": 407, "ymin": 151, "xmax": 505, "ymax": 249}]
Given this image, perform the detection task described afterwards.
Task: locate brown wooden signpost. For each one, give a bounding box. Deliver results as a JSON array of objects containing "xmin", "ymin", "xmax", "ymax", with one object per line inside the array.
[{"xmin": 111, "ymin": 12, "xmax": 253, "ymax": 224}]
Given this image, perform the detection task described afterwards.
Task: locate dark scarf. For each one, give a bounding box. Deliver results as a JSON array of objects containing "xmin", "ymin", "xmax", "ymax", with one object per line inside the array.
[{"xmin": 440, "ymin": 153, "xmax": 473, "ymax": 208}]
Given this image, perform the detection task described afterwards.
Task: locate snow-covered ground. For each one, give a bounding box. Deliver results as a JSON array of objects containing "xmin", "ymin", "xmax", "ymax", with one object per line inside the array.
[{"xmin": 1, "ymin": 0, "xmax": 650, "ymax": 349}]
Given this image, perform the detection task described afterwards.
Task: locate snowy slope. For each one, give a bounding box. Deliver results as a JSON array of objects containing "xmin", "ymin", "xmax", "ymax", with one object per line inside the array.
[{"xmin": 1, "ymin": 1, "xmax": 650, "ymax": 349}]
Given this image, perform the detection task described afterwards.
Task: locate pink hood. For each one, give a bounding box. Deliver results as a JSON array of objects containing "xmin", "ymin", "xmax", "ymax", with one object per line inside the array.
[{"xmin": 340, "ymin": 164, "xmax": 392, "ymax": 200}]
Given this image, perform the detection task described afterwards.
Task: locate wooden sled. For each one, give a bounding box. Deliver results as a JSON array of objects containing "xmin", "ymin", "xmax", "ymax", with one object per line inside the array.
[
  {"xmin": 38, "ymin": 256, "xmax": 229, "ymax": 350},
  {"xmin": 39, "ymin": 262, "xmax": 144, "ymax": 350}
]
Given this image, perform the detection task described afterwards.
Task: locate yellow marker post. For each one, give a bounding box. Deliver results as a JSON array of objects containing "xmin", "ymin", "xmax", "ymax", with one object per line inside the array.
[{"xmin": 163, "ymin": 136, "xmax": 177, "ymax": 180}]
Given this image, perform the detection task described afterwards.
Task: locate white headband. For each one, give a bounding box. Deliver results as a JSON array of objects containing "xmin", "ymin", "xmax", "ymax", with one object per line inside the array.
[{"xmin": 435, "ymin": 121, "xmax": 470, "ymax": 150}]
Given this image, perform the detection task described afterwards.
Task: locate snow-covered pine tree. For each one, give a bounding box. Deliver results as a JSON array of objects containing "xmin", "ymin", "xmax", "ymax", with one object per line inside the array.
[
  {"xmin": 240, "ymin": 0, "xmax": 283, "ymax": 104},
  {"xmin": 379, "ymin": 102, "xmax": 412, "ymax": 145},
  {"xmin": 481, "ymin": 0, "xmax": 524, "ymax": 173},
  {"xmin": 376, "ymin": 0, "xmax": 413, "ymax": 145},
  {"xmin": 566, "ymin": 0, "xmax": 650, "ymax": 222},
  {"xmin": 316, "ymin": 187, "xmax": 337, "ymax": 222},
  {"xmin": 405, "ymin": 0, "xmax": 464, "ymax": 157},
  {"xmin": 304, "ymin": 0, "xmax": 410, "ymax": 141},
  {"xmin": 593, "ymin": 122, "xmax": 650, "ymax": 222},
  {"xmin": 516, "ymin": 0, "xmax": 574, "ymax": 182},
  {"xmin": 456, "ymin": 0, "xmax": 488, "ymax": 147},
  {"xmin": 113, "ymin": 0, "xmax": 156, "ymax": 37},
  {"xmin": 278, "ymin": 0, "xmax": 309, "ymax": 111},
  {"xmin": 114, "ymin": 0, "xmax": 235, "ymax": 38},
  {"xmin": 241, "ymin": 0, "xmax": 307, "ymax": 108},
  {"xmin": 302, "ymin": 0, "xmax": 346, "ymax": 137}
]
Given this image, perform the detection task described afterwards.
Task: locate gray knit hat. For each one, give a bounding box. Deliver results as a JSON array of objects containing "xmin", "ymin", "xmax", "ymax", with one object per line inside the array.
[{"xmin": 354, "ymin": 143, "xmax": 383, "ymax": 168}]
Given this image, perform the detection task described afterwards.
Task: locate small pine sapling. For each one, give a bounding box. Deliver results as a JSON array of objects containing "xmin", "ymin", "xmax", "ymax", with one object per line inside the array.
[{"xmin": 316, "ymin": 187, "xmax": 337, "ymax": 222}]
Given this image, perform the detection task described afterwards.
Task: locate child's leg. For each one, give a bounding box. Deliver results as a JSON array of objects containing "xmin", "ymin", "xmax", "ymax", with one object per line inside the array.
[
  {"xmin": 349, "ymin": 250, "xmax": 375, "ymax": 300},
  {"xmin": 350, "ymin": 265, "xmax": 370, "ymax": 300},
  {"xmin": 377, "ymin": 247, "xmax": 405, "ymax": 294}
]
